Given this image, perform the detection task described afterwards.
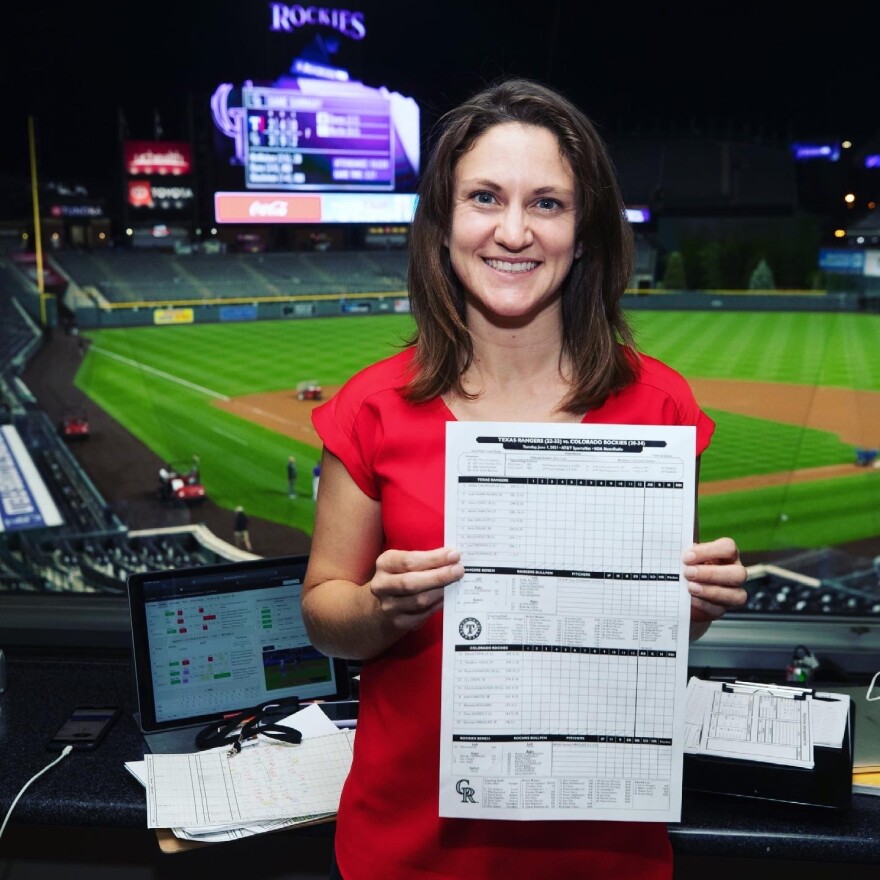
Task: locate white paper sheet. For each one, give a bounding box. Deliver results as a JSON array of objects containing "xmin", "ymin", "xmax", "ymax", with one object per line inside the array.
[
  {"xmin": 812, "ymin": 692, "xmax": 851, "ymax": 749},
  {"xmin": 441, "ymin": 422, "xmax": 696, "ymax": 821}
]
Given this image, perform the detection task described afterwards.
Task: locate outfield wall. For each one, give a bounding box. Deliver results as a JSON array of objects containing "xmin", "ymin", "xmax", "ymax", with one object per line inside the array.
[
  {"xmin": 71, "ymin": 292, "xmax": 411, "ymax": 329},
  {"xmin": 66, "ymin": 289, "xmax": 867, "ymax": 329},
  {"xmin": 621, "ymin": 291, "xmax": 866, "ymax": 312}
]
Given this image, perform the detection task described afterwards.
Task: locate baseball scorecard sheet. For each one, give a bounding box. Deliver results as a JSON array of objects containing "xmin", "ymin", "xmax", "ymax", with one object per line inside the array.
[{"xmin": 440, "ymin": 422, "xmax": 696, "ymax": 821}]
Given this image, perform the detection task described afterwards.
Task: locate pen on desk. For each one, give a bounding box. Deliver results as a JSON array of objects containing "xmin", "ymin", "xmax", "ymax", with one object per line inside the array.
[
  {"xmin": 733, "ymin": 680, "xmax": 814, "ymax": 694},
  {"xmin": 723, "ymin": 681, "xmax": 814, "ymax": 699}
]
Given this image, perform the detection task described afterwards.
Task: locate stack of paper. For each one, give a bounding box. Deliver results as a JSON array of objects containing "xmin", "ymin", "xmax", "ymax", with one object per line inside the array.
[{"xmin": 126, "ymin": 703, "xmax": 354, "ymax": 843}]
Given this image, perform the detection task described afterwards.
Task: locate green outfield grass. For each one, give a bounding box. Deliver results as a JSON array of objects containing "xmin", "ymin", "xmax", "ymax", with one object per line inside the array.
[{"xmin": 76, "ymin": 310, "xmax": 880, "ymax": 552}]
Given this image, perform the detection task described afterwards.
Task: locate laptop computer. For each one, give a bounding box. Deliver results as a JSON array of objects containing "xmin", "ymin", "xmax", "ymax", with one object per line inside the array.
[{"xmin": 127, "ymin": 554, "xmax": 350, "ymax": 753}]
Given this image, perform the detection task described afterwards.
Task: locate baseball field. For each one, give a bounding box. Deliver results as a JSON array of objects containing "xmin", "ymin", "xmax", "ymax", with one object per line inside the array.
[{"xmin": 74, "ymin": 309, "xmax": 880, "ymax": 553}]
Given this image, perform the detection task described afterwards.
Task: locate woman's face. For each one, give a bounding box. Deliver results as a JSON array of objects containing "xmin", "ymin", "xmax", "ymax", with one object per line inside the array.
[{"xmin": 447, "ymin": 122, "xmax": 580, "ymax": 324}]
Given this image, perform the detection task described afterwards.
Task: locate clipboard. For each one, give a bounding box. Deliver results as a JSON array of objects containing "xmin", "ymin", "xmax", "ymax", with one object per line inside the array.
[{"xmin": 683, "ymin": 696, "xmax": 855, "ymax": 809}]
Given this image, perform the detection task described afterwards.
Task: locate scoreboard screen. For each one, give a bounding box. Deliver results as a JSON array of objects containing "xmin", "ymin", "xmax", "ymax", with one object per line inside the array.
[
  {"xmin": 244, "ymin": 83, "xmax": 397, "ymax": 191},
  {"xmin": 212, "ymin": 75, "xmax": 420, "ymax": 207}
]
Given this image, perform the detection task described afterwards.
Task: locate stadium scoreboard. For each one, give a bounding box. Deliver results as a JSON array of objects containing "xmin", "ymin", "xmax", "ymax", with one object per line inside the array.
[{"xmin": 243, "ymin": 84, "xmax": 395, "ymax": 191}]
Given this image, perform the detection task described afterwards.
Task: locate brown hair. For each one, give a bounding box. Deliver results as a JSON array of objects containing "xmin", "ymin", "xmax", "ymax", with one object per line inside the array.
[{"xmin": 404, "ymin": 76, "xmax": 637, "ymax": 413}]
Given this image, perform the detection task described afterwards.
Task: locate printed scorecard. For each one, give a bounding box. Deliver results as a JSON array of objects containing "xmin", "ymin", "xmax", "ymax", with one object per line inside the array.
[{"xmin": 440, "ymin": 422, "xmax": 697, "ymax": 822}]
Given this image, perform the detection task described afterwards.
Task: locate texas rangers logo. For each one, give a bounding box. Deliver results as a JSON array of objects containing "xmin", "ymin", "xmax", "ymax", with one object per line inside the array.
[{"xmin": 459, "ymin": 617, "xmax": 481, "ymax": 640}]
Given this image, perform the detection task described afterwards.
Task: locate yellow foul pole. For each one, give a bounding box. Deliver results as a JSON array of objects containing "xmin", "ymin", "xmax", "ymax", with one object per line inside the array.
[{"xmin": 27, "ymin": 115, "xmax": 47, "ymax": 327}]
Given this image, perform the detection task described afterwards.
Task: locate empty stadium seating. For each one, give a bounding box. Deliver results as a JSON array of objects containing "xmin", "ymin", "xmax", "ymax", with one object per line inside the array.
[
  {"xmin": 9, "ymin": 529, "xmax": 223, "ymax": 594},
  {"xmin": 50, "ymin": 248, "xmax": 410, "ymax": 302},
  {"xmin": 0, "ymin": 262, "xmax": 42, "ymax": 366},
  {"xmin": 0, "ymin": 275, "xmax": 250, "ymax": 602}
]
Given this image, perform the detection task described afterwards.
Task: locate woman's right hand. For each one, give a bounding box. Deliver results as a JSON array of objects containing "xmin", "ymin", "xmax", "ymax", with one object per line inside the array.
[
  {"xmin": 305, "ymin": 451, "xmax": 464, "ymax": 659},
  {"xmin": 370, "ymin": 547, "xmax": 465, "ymax": 632}
]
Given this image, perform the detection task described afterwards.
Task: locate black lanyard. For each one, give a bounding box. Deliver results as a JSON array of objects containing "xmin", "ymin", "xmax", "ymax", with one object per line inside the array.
[{"xmin": 195, "ymin": 697, "xmax": 303, "ymax": 754}]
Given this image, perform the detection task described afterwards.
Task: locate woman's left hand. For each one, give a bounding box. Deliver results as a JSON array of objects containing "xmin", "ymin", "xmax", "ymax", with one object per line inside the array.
[{"xmin": 683, "ymin": 537, "xmax": 748, "ymax": 624}]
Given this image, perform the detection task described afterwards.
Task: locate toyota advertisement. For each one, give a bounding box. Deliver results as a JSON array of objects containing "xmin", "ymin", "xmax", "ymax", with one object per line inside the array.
[{"xmin": 124, "ymin": 140, "xmax": 196, "ymax": 220}]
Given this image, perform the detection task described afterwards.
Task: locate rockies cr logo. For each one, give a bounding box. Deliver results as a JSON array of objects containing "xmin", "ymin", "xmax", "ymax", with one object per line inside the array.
[
  {"xmin": 456, "ymin": 779, "xmax": 476, "ymax": 803},
  {"xmin": 459, "ymin": 617, "xmax": 481, "ymax": 640}
]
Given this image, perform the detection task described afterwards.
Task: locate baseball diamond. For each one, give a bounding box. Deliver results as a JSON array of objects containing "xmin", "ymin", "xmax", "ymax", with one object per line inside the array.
[{"xmin": 33, "ymin": 310, "xmax": 880, "ymax": 557}]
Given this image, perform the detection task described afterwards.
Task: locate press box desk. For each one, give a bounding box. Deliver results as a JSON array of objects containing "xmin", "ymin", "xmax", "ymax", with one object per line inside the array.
[{"xmin": 1, "ymin": 647, "xmax": 879, "ymax": 878}]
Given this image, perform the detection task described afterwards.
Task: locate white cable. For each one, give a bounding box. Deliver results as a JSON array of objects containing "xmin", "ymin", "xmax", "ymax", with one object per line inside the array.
[{"xmin": 0, "ymin": 744, "xmax": 73, "ymax": 840}]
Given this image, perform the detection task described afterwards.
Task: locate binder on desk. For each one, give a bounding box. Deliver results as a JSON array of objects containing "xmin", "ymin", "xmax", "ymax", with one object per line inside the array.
[{"xmin": 682, "ymin": 678, "xmax": 855, "ymax": 810}]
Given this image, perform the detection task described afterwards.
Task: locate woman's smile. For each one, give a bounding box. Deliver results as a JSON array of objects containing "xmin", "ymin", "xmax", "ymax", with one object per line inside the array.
[{"xmin": 483, "ymin": 258, "xmax": 541, "ymax": 273}]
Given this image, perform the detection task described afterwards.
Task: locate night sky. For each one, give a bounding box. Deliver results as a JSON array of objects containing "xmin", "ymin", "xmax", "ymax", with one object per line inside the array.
[{"xmin": 3, "ymin": 1, "xmax": 878, "ymax": 185}]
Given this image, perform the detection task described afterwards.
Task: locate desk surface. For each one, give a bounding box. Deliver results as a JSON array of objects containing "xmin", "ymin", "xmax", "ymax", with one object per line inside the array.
[{"xmin": 2, "ymin": 648, "xmax": 879, "ymax": 864}]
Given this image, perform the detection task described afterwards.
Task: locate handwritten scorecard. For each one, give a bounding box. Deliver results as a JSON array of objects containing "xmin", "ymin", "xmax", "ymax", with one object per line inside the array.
[{"xmin": 144, "ymin": 730, "xmax": 354, "ymax": 829}]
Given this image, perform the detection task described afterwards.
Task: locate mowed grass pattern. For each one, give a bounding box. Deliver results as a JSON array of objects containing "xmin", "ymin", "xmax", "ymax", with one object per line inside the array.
[
  {"xmin": 77, "ymin": 311, "xmax": 880, "ymax": 552},
  {"xmin": 629, "ymin": 310, "xmax": 880, "ymax": 388},
  {"xmin": 630, "ymin": 310, "xmax": 880, "ymax": 549},
  {"xmin": 77, "ymin": 317, "xmax": 416, "ymax": 536}
]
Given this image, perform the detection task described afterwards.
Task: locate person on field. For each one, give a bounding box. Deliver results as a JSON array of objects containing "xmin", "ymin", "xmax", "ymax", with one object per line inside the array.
[
  {"xmin": 288, "ymin": 455, "xmax": 298, "ymax": 497},
  {"xmin": 312, "ymin": 462, "xmax": 321, "ymax": 501},
  {"xmin": 233, "ymin": 505, "xmax": 251, "ymax": 551}
]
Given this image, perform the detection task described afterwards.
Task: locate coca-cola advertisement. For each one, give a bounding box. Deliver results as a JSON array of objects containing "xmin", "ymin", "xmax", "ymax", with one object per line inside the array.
[
  {"xmin": 213, "ymin": 191, "xmax": 417, "ymax": 224},
  {"xmin": 214, "ymin": 193, "xmax": 322, "ymax": 223}
]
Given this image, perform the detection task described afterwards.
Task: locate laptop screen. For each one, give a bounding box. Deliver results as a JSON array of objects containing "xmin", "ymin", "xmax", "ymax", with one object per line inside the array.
[{"xmin": 128, "ymin": 554, "xmax": 349, "ymax": 734}]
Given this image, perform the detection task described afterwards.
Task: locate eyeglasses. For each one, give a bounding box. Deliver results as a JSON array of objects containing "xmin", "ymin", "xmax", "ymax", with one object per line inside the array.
[
  {"xmin": 868, "ymin": 670, "xmax": 880, "ymax": 702},
  {"xmin": 195, "ymin": 697, "xmax": 303, "ymax": 755}
]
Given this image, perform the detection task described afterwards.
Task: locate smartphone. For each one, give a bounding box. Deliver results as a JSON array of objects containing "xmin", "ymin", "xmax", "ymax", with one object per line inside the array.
[{"xmin": 47, "ymin": 705, "xmax": 122, "ymax": 751}]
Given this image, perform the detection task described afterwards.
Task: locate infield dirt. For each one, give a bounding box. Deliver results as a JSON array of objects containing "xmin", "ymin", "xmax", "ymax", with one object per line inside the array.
[
  {"xmin": 26, "ymin": 331, "xmax": 880, "ymax": 562},
  {"xmin": 213, "ymin": 379, "xmax": 880, "ymax": 496}
]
